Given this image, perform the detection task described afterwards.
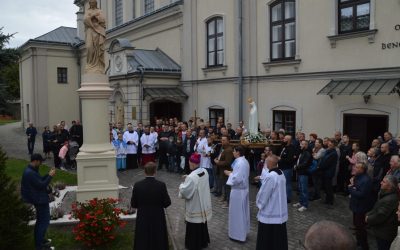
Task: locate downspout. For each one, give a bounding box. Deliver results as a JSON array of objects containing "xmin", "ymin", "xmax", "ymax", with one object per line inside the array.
[
  {"xmin": 73, "ymin": 44, "xmax": 82, "ymax": 121},
  {"xmin": 238, "ymin": 0, "xmax": 243, "ymax": 122},
  {"xmin": 138, "ymin": 66, "xmax": 144, "ymax": 123}
]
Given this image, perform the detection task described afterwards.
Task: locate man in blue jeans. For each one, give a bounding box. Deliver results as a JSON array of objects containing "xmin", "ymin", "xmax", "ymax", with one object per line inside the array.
[
  {"xmin": 293, "ymin": 140, "xmax": 312, "ymax": 212},
  {"xmin": 21, "ymin": 154, "xmax": 56, "ymax": 250},
  {"xmin": 278, "ymin": 135, "xmax": 296, "ymax": 203}
]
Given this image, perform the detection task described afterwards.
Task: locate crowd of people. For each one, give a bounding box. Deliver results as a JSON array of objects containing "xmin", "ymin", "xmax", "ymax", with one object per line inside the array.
[
  {"xmin": 23, "ymin": 116, "xmax": 400, "ymax": 250},
  {"xmin": 110, "ymin": 116, "xmax": 400, "ymax": 250},
  {"xmin": 26, "ymin": 120, "xmax": 83, "ymax": 170}
]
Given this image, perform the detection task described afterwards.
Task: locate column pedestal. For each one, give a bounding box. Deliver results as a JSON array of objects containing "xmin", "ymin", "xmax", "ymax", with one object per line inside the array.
[{"xmin": 76, "ymin": 73, "xmax": 119, "ymax": 202}]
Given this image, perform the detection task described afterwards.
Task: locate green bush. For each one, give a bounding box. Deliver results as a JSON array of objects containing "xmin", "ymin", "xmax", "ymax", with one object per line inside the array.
[{"xmin": 0, "ymin": 147, "xmax": 33, "ymax": 250}]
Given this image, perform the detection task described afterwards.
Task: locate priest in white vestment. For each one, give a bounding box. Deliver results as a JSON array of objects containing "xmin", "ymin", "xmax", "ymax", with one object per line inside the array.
[
  {"xmin": 224, "ymin": 146, "xmax": 250, "ymax": 242},
  {"xmin": 140, "ymin": 126, "xmax": 157, "ymax": 166},
  {"xmin": 179, "ymin": 153, "xmax": 212, "ymax": 250},
  {"xmin": 123, "ymin": 123, "xmax": 139, "ymax": 169},
  {"xmin": 256, "ymin": 155, "xmax": 288, "ymax": 250}
]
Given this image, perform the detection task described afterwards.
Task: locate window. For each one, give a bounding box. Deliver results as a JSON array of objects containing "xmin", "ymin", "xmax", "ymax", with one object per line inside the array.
[
  {"xmin": 57, "ymin": 67, "xmax": 68, "ymax": 83},
  {"xmin": 209, "ymin": 108, "xmax": 224, "ymax": 127},
  {"xmin": 273, "ymin": 110, "xmax": 295, "ymax": 136},
  {"xmin": 144, "ymin": 0, "xmax": 154, "ymax": 14},
  {"xmin": 338, "ymin": 0, "xmax": 370, "ymax": 34},
  {"xmin": 206, "ymin": 17, "xmax": 224, "ymax": 67},
  {"xmin": 270, "ymin": 0, "xmax": 296, "ymax": 61},
  {"xmin": 115, "ymin": 0, "xmax": 123, "ymax": 26},
  {"xmin": 133, "ymin": 0, "xmax": 136, "ymax": 19}
]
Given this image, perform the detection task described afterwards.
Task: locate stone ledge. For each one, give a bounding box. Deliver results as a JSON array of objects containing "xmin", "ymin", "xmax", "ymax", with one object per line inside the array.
[
  {"xmin": 263, "ymin": 59, "xmax": 302, "ymax": 72},
  {"xmin": 201, "ymin": 65, "xmax": 228, "ymax": 76},
  {"xmin": 327, "ymin": 29, "xmax": 378, "ymax": 48}
]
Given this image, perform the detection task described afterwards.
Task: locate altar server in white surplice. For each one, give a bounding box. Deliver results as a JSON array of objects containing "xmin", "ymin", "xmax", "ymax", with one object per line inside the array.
[
  {"xmin": 224, "ymin": 146, "xmax": 250, "ymax": 242},
  {"xmin": 256, "ymin": 155, "xmax": 288, "ymax": 250}
]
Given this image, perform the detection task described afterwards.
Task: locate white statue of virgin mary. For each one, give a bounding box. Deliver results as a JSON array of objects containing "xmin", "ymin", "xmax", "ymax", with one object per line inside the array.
[{"xmin": 248, "ymin": 97, "xmax": 258, "ymax": 134}]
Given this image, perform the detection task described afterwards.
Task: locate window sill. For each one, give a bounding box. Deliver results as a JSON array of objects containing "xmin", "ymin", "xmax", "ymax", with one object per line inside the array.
[
  {"xmin": 201, "ymin": 65, "xmax": 228, "ymax": 76},
  {"xmin": 262, "ymin": 59, "xmax": 301, "ymax": 72},
  {"xmin": 327, "ymin": 29, "xmax": 378, "ymax": 48}
]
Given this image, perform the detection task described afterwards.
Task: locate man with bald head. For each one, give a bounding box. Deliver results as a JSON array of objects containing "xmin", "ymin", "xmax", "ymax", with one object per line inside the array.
[
  {"xmin": 256, "ymin": 155, "xmax": 288, "ymax": 250},
  {"xmin": 278, "ymin": 135, "xmax": 296, "ymax": 203},
  {"xmin": 304, "ymin": 220, "xmax": 356, "ymax": 250}
]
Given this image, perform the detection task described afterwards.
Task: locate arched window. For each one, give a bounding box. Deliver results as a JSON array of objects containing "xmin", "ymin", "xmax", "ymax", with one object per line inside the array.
[
  {"xmin": 270, "ymin": 0, "xmax": 295, "ymax": 60},
  {"xmin": 206, "ymin": 17, "xmax": 224, "ymax": 67}
]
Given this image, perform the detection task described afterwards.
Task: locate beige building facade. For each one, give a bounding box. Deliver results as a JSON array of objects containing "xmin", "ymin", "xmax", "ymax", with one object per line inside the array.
[{"xmin": 20, "ymin": 0, "xmax": 400, "ymax": 149}]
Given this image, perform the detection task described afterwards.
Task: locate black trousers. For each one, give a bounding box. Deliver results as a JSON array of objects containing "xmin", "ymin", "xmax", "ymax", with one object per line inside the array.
[
  {"xmin": 28, "ymin": 139, "xmax": 35, "ymax": 154},
  {"xmin": 323, "ymin": 176, "xmax": 334, "ymax": 204},
  {"xmin": 353, "ymin": 212, "xmax": 369, "ymax": 250},
  {"xmin": 158, "ymin": 153, "xmax": 169, "ymax": 169},
  {"xmin": 126, "ymin": 154, "xmax": 138, "ymax": 169}
]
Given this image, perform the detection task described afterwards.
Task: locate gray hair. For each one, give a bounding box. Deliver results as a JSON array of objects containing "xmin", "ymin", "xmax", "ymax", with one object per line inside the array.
[{"xmin": 384, "ymin": 175, "xmax": 399, "ymax": 192}]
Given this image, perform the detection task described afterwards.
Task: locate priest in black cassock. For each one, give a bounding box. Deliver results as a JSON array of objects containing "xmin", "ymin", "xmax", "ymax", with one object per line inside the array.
[{"xmin": 130, "ymin": 162, "xmax": 171, "ymax": 250}]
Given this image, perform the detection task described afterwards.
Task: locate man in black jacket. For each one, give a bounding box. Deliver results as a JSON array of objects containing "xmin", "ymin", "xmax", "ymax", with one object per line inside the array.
[
  {"xmin": 293, "ymin": 140, "xmax": 312, "ymax": 212},
  {"xmin": 278, "ymin": 135, "xmax": 296, "ymax": 203},
  {"xmin": 26, "ymin": 122, "xmax": 37, "ymax": 155},
  {"xmin": 21, "ymin": 154, "xmax": 56, "ymax": 250},
  {"xmin": 338, "ymin": 135, "xmax": 352, "ymax": 194},
  {"xmin": 318, "ymin": 138, "xmax": 338, "ymax": 206},
  {"xmin": 131, "ymin": 162, "xmax": 171, "ymax": 250}
]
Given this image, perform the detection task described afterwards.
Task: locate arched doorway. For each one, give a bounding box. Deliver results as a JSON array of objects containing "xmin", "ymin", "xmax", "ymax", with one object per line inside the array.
[
  {"xmin": 149, "ymin": 100, "xmax": 182, "ymax": 125},
  {"xmin": 114, "ymin": 92, "xmax": 125, "ymax": 125}
]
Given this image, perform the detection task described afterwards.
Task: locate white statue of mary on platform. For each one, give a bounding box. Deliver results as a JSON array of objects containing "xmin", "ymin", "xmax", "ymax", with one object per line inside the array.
[{"xmin": 247, "ymin": 97, "xmax": 258, "ymax": 134}]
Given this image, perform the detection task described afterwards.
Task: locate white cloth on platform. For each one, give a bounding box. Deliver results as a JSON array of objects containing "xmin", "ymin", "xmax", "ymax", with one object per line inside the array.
[
  {"xmin": 140, "ymin": 133, "xmax": 156, "ymax": 154},
  {"xmin": 248, "ymin": 101, "xmax": 258, "ymax": 134},
  {"xmin": 256, "ymin": 168, "xmax": 288, "ymax": 224},
  {"xmin": 123, "ymin": 131, "xmax": 139, "ymax": 154},
  {"xmin": 226, "ymin": 156, "xmax": 250, "ymax": 241},
  {"xmin": 179, "ymin": 167, "xmax": 212, "ymax": 223}
]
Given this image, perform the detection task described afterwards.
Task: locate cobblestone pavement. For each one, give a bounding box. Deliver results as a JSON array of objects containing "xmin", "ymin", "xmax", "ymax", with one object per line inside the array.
[{"xmin": 1, "ymin": 122, "xmax": 376, "ymax": 249}]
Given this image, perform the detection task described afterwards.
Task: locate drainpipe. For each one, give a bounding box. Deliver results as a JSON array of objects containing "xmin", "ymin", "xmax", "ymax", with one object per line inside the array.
[
  {"xmin": 237, "ymin": 0, "xmax": 243, "ymax": 122},
  {"xmin": 137, "ymin": 66, "xmax": 144, "ymax": 123},
  {"xmin": 73, "ymin": 44, "xmax": 82, "ymax": 121}
]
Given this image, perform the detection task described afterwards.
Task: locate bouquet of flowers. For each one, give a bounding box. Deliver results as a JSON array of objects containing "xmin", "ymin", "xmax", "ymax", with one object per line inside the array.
[
  {"xmin": 243, "ymin": 132, "xmax": 266, "ymax": 143},
  {"xmin": 70, "ymin": 198, "xmax": 127, "ymax": 247}
]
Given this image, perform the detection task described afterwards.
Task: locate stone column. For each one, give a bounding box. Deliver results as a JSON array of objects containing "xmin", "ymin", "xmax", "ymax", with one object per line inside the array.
[{"xmin": 76, "ymin": 73, "xmax": 119, "ymax": 202}]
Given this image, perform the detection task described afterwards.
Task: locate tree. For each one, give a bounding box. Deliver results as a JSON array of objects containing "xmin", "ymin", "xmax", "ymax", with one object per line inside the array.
[
  {"xmin": 0, "ymin": 147, "xmax": 33, "ymax": 249},
  {"xmin": 0, "ymin": 27, "xmax": 20, "ymax": 111}
]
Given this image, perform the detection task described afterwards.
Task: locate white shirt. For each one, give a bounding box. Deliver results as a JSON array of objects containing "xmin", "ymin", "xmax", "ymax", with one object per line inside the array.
[
  {"xmin": 199, "ymin": 144, "xmax": 213, "ymax": 169},
  {"xmin": 256, "ymin": 168, "xmax": 288, "ymax": 224},
  {"xmin": 140, "ymin": 133, "xmax": 156, "ymax": 154},
  {"xmin": 123, "ymin": 130, "xmax": 139, "ymax": 154}
]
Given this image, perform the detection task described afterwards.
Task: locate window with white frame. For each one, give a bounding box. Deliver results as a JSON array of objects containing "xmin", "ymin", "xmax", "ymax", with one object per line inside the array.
[
  {"xmin": 144, "ymin": 0, "xmax": 154, "ymax": 14},
  {"xmin": 270, "ymin": 0, "xmax": 296, "ymax": 60},
  {"xmin": 338, "ymin": 0, "xmax": 370, "ymax": 34},
  {"xmin": 115, "ymin": 0, "xmax": 123, "ymax": 26},
  {"xmin": 206, "ymin": 17, "xmax": 224, "ymax": 67}
]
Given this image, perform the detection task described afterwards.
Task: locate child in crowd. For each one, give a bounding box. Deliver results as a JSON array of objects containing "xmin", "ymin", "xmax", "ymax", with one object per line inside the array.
[
  {"xmin": 58, "ymin": 140, "xmax": 69, "ymax": 171},
  {"xmin": 112, "ymin": 132, "xmax": 128, "ymax": 171}
]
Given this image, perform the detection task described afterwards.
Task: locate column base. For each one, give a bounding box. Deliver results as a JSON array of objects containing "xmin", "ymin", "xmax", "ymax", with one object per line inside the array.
[{"xmin": 76, "ymin": 150, "xmax": 119, "ymax": 202}]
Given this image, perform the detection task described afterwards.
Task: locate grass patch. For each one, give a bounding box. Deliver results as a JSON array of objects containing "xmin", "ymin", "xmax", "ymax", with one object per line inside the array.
[
  {"xmin": 5, "ymin": 158, "xmax": 77, "ymax": 186},
  {"xmin": 0, "ymin": 119, "xmax": 19, "ymax": 126}
]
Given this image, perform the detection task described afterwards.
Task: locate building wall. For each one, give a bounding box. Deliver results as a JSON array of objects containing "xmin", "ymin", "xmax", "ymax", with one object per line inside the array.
[
  {"xmin": 46, "ymin": 49, "xmax": 80, "ymax": 128},
  {"xmin": 20, "ymin": 53, "xmax": 33, "ymax": 127}
]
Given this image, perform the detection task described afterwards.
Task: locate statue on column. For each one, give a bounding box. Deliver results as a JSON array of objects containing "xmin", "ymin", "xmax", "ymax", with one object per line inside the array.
[
  {"xmin": 84, "ymin": 0, "xmax": 106, "ymax": 73},
  {"xmin": 247, "ymin": 97, "xmax": 258, "ymax": 134}
]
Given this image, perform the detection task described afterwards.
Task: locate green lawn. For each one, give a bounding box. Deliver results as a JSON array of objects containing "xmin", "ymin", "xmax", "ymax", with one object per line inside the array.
[
  {"xmin": 46, "ymin": 226, "xmax": 134, "ymax": 250},
  {"xmin": 6, "ymin": 158, "xmax": 77, "ymax": 185},
  {"xmin": 0, "ymin": 119, "xmax": 19, "ymax": 125}
]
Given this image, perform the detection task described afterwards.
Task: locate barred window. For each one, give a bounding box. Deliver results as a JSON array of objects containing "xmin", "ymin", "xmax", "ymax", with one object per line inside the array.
[
  {"xmin": 57, "ymin": 68, "xmax": 68, "ymax": 84},
  {"xmin": 144, "ymin": 0, "xmax": 154, "ymax": 14},
  {"xmin": 115, "ymin": 0, "xmax": 123, "ymax": 26}
]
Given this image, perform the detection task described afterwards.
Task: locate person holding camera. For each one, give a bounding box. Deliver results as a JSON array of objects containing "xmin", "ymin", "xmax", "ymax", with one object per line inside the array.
[{"xmin": 21, "ymin": 154, "xmax": 56, "ymax": 250}]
